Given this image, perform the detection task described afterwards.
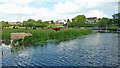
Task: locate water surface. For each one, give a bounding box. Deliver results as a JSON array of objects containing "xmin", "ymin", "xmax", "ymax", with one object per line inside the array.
[{"xmin": 1, "ymin": 32, "xmax": 119, "ymax": 66}]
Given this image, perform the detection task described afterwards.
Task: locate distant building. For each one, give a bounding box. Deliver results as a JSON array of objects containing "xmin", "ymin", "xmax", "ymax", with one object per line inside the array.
[
  {"xmin": 8, "ymin": 22, "xmax": 19, "ymax": 25},
  {"xmin": 86, "ymin": 17, "xmax": 98, "ymax": 24},
  {"xmin": 44, "ymin": 21, "xmax": 52, "ymax": 23},
  {"xmin": 55, "ymin": 19, "xmax": 67, "ymax": 24}
]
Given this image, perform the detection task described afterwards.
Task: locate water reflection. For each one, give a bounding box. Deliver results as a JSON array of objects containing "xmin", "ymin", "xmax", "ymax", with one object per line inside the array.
[{"xmin": 2, "ymin": 32, "xmax": 119, "ymax": 66}]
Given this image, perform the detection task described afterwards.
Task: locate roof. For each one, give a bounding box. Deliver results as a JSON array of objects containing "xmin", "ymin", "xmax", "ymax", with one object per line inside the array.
[
  {"xmin": 45, "ymin": 21, "xmax": 51, "ymax": 22},
  {"xmin": 57, "ymin": 19, "xmax": 67, "ymax": 22},
  {"xmin": 8, "ymin": 22, "xmax": 18, "ymax": 25},
  {"xmin": 57, "ymin": 20, "xmax": 62, "ymax": 21},
  {"xmin": 87, "ymin": 17, "xmax": 97, "ymax": 19}
]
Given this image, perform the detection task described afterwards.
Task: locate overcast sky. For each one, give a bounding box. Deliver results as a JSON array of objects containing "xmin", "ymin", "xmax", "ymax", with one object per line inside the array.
[{"xmin": 0, "ymin": 0, "xmax": 119, "ymax": 22}]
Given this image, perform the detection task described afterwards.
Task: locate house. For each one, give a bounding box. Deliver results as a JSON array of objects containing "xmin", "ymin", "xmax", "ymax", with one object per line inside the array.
[
  {"xmin": 86, "ymin": 17, "xmax": 98, "ymax": 24},
  {"xmin": 44, "ymin": 21, "xmax": 52, "ymax": 23},
  {"xmin": 8, "ymin": 22, "xmax": 19, "ymax": 25},
  {"xmin": 55, "ymin": 19, "xmax": 67, "ymax": 24}
]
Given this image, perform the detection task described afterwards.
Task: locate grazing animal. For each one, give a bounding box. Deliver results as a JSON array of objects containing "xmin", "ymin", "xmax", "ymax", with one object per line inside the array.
[
  {"xmin": 41, "ymin": 27, "xmax": 44, "ymax": 30},
  {"xmin": 13, "ymin": 26, "xmax": 15, "ymax": 29},
  {"xmin": 52, "ymin": 27, "xmax": 61, "ymax": 31},
  {"xmin": 26, "ymin": 27, "xmax": 28, "ymax": 30},
  {"xmin": 16, "ymin": 27, "xmax": 18, "ymax": 29},
  {"xmin": 33, "ymin": 27, "xmax": 36, "ymax": 30},
  {"xmin": 10, "ymin": 33, "xmax": 32, "ymax": 44}
]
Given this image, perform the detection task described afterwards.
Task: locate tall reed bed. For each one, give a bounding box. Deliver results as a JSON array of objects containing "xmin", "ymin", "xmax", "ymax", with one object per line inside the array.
[{"xmin": 2, "ymin": 28, "xmax": 92, "ymax": 45}]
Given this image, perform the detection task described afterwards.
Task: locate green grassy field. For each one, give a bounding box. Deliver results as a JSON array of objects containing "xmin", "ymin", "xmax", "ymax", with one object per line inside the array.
[{"xmin": 2, "ymin": 28, "xmax": 93, "ymax": 46}]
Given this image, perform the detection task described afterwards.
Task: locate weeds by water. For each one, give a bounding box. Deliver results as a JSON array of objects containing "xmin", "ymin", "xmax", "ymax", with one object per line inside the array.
[{"xmin": 2, "ymin": 28, "xmax": 92, "ymax": 46}]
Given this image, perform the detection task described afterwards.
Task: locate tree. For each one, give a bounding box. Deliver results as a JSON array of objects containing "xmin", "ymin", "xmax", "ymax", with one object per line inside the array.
[
  {"xmin": 51, "ymin": 20, "xmax": 54, "ymax": 24},
  {"xmin": 112, "ymin": 13, "xmax": 120, "ymax": 26},
  {"xmin": 70, "ymin": 15, "xmax": 86, "ymax": 27},
  {"xmin": 23, "ymin": 21, "xmax": 27, "ymax": 27},
  {"xmin": 1, "ymin": 21, "xmax": 10, "ymax": 27},
  {"xmin": 23, "ymin": 19, "xmax": 35, "ymax": 27},
  {"xmin": 38, "ymin": 19, "xmax": 42, "ymax": 23},
  {"xmin": 107, "ymin": 19, "xmax": 113, "ymax": 26},
  {"xmin": 2, "ymin": 23, "xmax": 10, "ymax": 27},
  {"xmin": 72, "ymin": 15, "xmax": 86, "ymax": 23},
  {"xmin": 17, "ymin": 21, "xmax": 21, "ymax": 24},
  {"xmin": 33, "ymin": 21, "xmax": 41, "ymax": 27},
  {"xmin": 1, "ymin": 21, "xmax": 5, "ymax": 23},
  {"xmin": 28, "ymin": 19, "xmax": 35, "ymax": 22},
  {"xmin": 26, "ymin": 22, "xmax": 33, "ymax": 27},
  {"xmin": 71, "ymin": 19, "xmax": 74, "ymax": 23},
  {"xmin": 97, "ymin": 17, "xmax": 109, "ymax": 28},
  {"xmin": 67, "ymin": 19, "xmax": 71, "ymax": 22}
]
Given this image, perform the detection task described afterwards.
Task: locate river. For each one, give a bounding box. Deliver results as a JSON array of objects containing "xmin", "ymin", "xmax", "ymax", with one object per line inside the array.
[{"xmin": 1, "ymin": 31, "xmax": 119, "ymax": 66}]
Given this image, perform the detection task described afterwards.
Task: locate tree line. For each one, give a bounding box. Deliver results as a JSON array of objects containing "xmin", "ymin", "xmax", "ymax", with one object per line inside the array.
[
  {"xmin": 67, "ymin": 13, "xmax": 120, "ymax": 28},
  {"xmin": 0, "ymin": 13, "xmax": 120, "ymax": 28}
]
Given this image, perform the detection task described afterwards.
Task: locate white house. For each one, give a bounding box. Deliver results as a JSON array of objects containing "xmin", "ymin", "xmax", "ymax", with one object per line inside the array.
[
  {"xmin": 86, "ymin": 17, "xmax": 98, "ymax": 24},
  {"xmin": 8, "ymin": 22, "xmax": 19, "ymax": 25},
  {"xmin": 44, "ymin": 21, "xmax": 52, "ymax": 23},
  {"xmin": 55, "ymin": 19, "xmax": 67, "ymax": 24}
]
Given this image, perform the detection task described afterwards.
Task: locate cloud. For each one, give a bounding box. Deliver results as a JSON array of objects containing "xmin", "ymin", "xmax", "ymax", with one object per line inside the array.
[
  {"xmin": 35, "ymin": 2, "xmax": 44, "ymax": 5},
  {"xmin": 0, "ymin": 0, "xmax": 119, "ymax": 22},
  {"xmin": 0, "ymin": 0, "xmax": 34, "ymax": 4},
  {"xmin": 52, "ymin": 0, "xmax": 109, "ymax": 19},
  {"xmin": 85, "ymin": 10, "xmax": 108, "ymax": 18},
  {"xmin": 0, "ymin": 0, "xmax": 49, "ymax": 21},
  {"xmin": 54, "ymin": 1, "xmax": 80, "ymax": 14}
]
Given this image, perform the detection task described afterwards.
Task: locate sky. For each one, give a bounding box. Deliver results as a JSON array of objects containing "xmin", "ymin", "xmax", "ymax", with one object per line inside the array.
[{"xmin": 0, "ymin": 0, "xmax": 119, "ymax": 22}]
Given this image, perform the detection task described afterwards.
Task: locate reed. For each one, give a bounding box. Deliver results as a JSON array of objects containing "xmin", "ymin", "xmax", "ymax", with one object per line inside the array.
[{"xmin": 2, "ymin": 28, "xmax": 93, "ymax": 46}]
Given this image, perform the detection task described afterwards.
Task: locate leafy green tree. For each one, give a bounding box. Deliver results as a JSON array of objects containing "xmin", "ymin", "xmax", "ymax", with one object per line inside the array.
[
  {"xmin": 71, "ymin": 19, "xmax": 74, "ymax": 23},
  {"xmin": 38, "ymin": 19, "xmax": 42, "ymax": 23},
  {"xmin": 33, "ymin": 21, "xmax": 41, "ymax": 27},
  {"xmin": 17, "ymin": 21, "xmax": 21, "ymax": 24},
  {"xmin": 23, "ymin": 21, "xmax": 27, "ymax": 27},
  {"xmin": 107, "ymin": 19, "xmax": 113, "ymax": 26},
  {"xmin": 0, "ymin": 21, "xmax": 10, "ymax": 27},
  {"xmin": 5, "ymin": 21, "xmax": 8, "ymax": 24},
  {"xmin": 2, "ymin": 23, "xmax": 10, "ymax": 27},
  {"xmin": 28, "ymin": 19, "xmax": 35, "ymax": 22},
  {"xmin": 112, "ymin": 13, "xmax": 120, "ymax": 26},
  {"xmin": 67, "ymin": 19, "xmax": 71, "ymax": 22},
  {"xmin": 26, "ymin": 22, "xmax": 33, "ymax": 27},
  {"xmin": 1, "ymin": 21, "xmax": 5, "ymax": 23},
  {"xmin": 51, "ymin": 20, "xmax": 54, "ymax": 24},
  {"xmin": 97, "ymin": 17, "xmax": 109, "ymax": 28},
  {"xmin": 72, "ymin": 15, "xmax": 86, "ymax": 23},
  {"xmin": 69, "ymin": 15, "xmax": 86, "ymax": 27},
  {"xmin": 23, "ymin": 19, "xmax": 35, "ymax": 27}
]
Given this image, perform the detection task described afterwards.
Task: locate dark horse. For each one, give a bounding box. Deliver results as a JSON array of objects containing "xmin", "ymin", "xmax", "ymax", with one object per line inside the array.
[
  {"xmin": 52, "ymin": 27, "xmax": 61, "ymax": 32},
  {"xmin": 33, "ymin": 27, "xmax": 36, "ymax": 30}
]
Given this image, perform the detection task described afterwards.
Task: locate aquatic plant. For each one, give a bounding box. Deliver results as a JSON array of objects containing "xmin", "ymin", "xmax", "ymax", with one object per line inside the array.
[{"xmin": 2, "ymin": 28, "xmax": 92, "ymax": 46}]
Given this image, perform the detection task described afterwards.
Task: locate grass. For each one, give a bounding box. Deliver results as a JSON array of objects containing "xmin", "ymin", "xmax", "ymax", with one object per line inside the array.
[{"xmin": 2, "ymin": 27, "xmax": 93, "ymax": 46}]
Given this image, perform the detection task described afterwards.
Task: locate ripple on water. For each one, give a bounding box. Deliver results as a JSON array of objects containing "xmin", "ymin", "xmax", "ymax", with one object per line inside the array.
[{"xmin": 2, "ymin": 32, "xmax": 119, "ymax": 66}]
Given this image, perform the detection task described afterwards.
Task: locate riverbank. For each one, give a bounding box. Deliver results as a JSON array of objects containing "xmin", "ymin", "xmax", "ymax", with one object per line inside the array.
[
  {"xmin": 1, "ymin": 30, "xmax": 118, "ymax": 66},
  {"xmin": 2, "ymin": 28, "xmax": 93, "ymax": 46}
]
